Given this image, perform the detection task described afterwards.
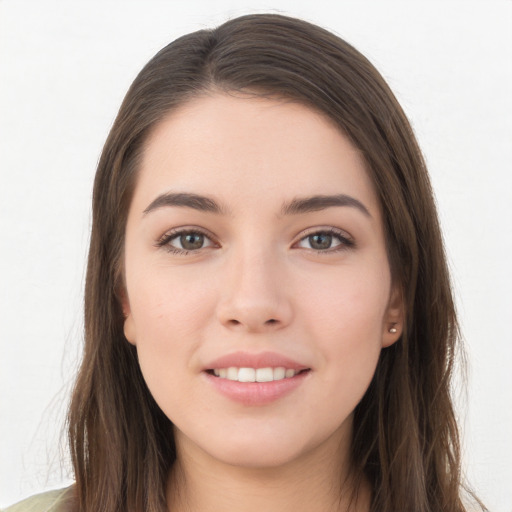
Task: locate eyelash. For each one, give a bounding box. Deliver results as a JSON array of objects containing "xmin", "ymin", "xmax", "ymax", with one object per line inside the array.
[
  {"xmin": 155, "ymin": 228, "xmax": 217, "ymax": 255},
  {"xmin": 155, "ymin": 227, "xmax": 355, "ymax": 255},
  {"xmin": 295, "ymin": 228, "xmax": 355, "ymax": 254}
]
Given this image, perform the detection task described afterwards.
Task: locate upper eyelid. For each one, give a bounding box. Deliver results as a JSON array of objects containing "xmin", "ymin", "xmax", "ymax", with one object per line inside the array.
[
  {"xmin": 156, "ymin": 226, "xmax": 218, "ymax": 246},
  {"xmin": 294, "ymin": 226, "xmax": 353, "ymax": 242}
]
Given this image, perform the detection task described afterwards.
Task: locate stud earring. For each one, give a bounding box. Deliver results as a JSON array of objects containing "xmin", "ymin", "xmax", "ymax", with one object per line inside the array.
[{"xmin": 389, "ymin": 325, "xmax": 397, "ymax": 334}]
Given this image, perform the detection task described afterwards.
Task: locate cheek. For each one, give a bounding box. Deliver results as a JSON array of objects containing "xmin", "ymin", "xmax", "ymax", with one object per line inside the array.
[
  {"xmin": 129, "ymin": 264, "xmax": 214, "ymax": 339},
  {"xmin": 300, "ymin": 261, "xmax": 390, "ymax": 338},
  {"xmin": 126, "ymin": 270, "xmax": 216, "ymax": 405},
  {"xmin": 299, "ymin": 265, "xmax": 389, "ymax": 396}
]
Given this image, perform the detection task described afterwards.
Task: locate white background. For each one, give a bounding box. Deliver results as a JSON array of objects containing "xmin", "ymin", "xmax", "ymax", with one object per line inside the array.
[{"xmin": 1, "ymin": 1, "xmax": 511, "ymax": 510}]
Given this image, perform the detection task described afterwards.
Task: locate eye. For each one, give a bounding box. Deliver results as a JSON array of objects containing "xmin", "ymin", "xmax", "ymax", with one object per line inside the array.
[
  {"xmin": 156, "ymin": 229, "xmax": 216, "ymax": 254},
  {"xmin": 295, "ymin": 229, "xmax": 354, "ymax": 252}
]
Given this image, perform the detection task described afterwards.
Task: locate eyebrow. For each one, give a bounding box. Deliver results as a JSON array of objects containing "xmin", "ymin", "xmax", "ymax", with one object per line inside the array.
[
  {"xmin": 280, "ymin": 194, "xmax": 371, "ymax": 217},
  {"xmin": 142, "ymin": 192, "xmax": 371, "ymax": 218},
  {"xmin": 143, "ymin": 192, "xmax": 226, "ymax": 215}
]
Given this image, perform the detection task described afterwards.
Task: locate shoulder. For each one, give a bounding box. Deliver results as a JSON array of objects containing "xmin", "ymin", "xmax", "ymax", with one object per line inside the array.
[{"xmin": 2, "ymin": 486, "xmax": 76, "ymax": 512}]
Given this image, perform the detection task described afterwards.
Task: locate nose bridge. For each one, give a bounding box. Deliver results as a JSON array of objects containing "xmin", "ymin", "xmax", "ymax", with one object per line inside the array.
[{"xmin": 216, "ymin": 241, "xmax": 292, "ymax": 331}]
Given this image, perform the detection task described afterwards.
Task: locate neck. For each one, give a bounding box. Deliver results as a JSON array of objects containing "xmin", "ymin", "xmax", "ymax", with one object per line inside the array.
[{"xmin": 166, "ymin": 429, "xmax": 371, "ymax": 512}]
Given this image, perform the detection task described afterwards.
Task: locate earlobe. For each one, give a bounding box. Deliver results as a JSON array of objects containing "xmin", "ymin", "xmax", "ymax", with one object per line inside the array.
[
  {"xmin": 120, "ymin": 289, "xmax": 137, "ymax": 346},
  {"xmin": 123, "ymin": 314, "xmax": 137, "ymax": 346},
  {"xmin": 382, "ymin": 285, "xmax": 404, "ymax": 348}
]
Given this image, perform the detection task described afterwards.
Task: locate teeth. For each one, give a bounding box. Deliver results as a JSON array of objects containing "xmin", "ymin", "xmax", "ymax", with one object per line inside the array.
[
  {"xmin": 211, "ymin": 366, "xmax": 302, "ymax": 382},
  {"xmin": 274, "ymin": 367, "xmax": 285, "ymax": 380},
  {"xmin": 238, "ymin": 367, "xmax": 255, "ymax": 382},
  {"xmin": 256, "ymin": 367, "xmax": 273, "ymax": 382},
  {"xmin": 227, "ymin": 367, "xmax": 238, "ymax": 380}
]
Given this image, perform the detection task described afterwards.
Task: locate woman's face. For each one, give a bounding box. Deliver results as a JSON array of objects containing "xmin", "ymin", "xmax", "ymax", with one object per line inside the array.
[{"xmin": 123, "ymin": 93, "xmax": 402, "ymax": 469}]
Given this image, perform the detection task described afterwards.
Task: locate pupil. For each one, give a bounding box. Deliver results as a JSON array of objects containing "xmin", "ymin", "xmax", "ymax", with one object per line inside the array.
[
  {"xmin": 310, "ymin": 233, "xmax": 332, "ymax": 250},
  {"xmin": 181, "ymin": 233, "xmax": 204, "ymax": 250}
]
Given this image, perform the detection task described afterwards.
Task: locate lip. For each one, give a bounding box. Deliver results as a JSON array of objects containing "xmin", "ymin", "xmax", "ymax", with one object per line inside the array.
[
  {"xmin": 204, "ymin": 351, "xmax": 309, "ymax": 372},
  {"xmin": 203, "ymin": 351, "xmax": 311, "ymax": 406}
]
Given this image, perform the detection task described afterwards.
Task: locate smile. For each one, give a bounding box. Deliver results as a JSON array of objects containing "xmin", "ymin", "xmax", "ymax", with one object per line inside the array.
[
  {"xmin": 203, "ymin": 351, "xmax": 311, "ymax": 404},
  {"xmin": 210, "ymin": 367, "xmax": 303, "ymax": 382}
]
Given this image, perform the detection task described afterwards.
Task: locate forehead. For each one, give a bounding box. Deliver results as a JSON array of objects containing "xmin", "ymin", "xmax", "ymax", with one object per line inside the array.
[{"xmin": 133, "ymin": 93, "xmax": 380, "ymax": 217}]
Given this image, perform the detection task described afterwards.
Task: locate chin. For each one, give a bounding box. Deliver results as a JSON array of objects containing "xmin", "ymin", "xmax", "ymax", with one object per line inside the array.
[
  {"xmin": 207, "ymin": 438, "xmax": 309, "ymax": 469},
  {"xmin": 191, "ymin": 418, "xmax": 343, "ymax": 471}
]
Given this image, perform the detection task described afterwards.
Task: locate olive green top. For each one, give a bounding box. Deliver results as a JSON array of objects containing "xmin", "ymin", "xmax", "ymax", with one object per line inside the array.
[{"xmin": 2, "ymin": 487, "xmax": 75, "ymax": 512}]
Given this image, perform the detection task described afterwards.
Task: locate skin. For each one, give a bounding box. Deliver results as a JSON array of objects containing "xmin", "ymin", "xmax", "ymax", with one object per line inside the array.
[{"xmin": 122, "ymin": 93, "xmax": 403, "ymax": 511}]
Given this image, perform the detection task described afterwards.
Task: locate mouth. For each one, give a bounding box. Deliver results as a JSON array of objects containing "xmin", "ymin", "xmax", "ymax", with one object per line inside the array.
[
  {"xmin": 205, "ymin": 367, "xmax": 310, "ymax": 382},
  {"xmin": 202, "ymin": 351, "xmax": 311, "ymax": 405}
]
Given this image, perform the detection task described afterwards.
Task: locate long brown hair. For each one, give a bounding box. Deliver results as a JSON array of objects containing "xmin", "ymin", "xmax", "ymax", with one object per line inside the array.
[{"xmin": 68, "ymin": 13, "xmax": 483, "ymax": 512}]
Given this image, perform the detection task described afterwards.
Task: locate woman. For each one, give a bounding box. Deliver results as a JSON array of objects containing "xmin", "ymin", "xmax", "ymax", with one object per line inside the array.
[{"xmin": 5, "ymin": 13, "xmax": 485, "ymax": 512}]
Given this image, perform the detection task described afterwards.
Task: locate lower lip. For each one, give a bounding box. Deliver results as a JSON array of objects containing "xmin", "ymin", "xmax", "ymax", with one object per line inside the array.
[{"xmin": 204, "ymin": 370, "xmax": 310, "ymax": 406}]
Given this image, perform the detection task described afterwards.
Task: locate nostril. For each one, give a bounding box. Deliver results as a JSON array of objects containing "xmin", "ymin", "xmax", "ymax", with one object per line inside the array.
[{"xmin": 221, "ymin": 315, "xmax": 286, "ymax": 330}]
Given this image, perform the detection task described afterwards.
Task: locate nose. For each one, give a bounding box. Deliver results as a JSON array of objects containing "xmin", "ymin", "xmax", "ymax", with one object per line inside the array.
[{"xmin": 216, "ymin": 249, "xmax": 293, "ymax": 333}]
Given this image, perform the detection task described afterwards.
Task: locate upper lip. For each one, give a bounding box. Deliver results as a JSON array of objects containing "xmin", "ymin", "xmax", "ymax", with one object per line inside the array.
[{"xmin": 204, "ymin": 351, "xmax": 309, "ymax": 371}]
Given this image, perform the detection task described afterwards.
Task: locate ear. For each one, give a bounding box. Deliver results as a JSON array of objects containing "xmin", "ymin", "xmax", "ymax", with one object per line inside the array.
[
  {"xmin": 119, "ymin": 288, "xmax": 137, "ymax": 346},
  {"xmin": 382, "ymin": 284, "xmax": 404, "ymax": 348}
]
